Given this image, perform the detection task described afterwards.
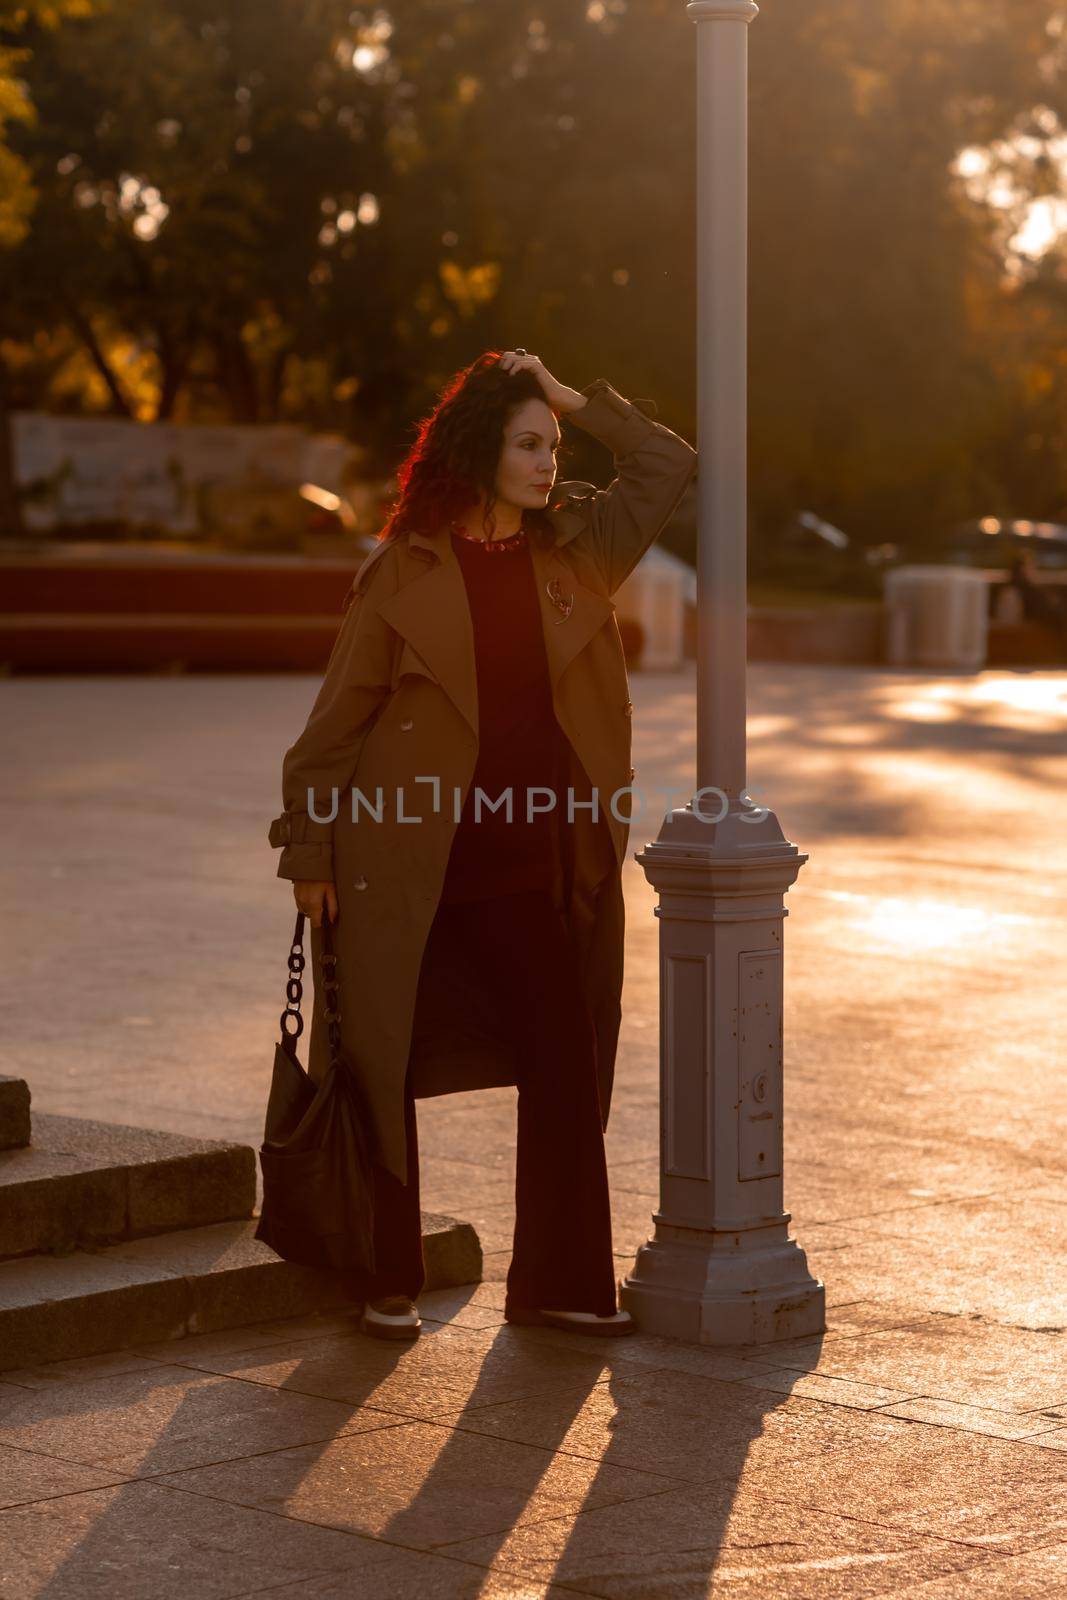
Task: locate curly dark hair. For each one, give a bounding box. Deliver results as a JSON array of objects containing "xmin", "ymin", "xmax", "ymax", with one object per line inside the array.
[{"xmin": 375, "ymin": 350, "xmax": 572, "ymax": 552}]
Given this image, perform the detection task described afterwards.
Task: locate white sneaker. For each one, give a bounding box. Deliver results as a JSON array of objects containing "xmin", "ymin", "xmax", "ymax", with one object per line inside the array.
[
  {"xmin": 506, "ymin": 1304, "xmax": 635, "ymax": 1336},
  {"xmin": 360, "ymin": 1294, "xmax": 421, "ymax": 1339},
  {"xmin": 540, "ymin": 1307, "xmax": 635, "ymax": 1336}
]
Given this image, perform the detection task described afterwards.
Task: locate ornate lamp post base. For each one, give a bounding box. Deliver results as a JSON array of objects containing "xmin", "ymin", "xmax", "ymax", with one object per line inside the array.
[{"xmin": 618, "ymin": 800, "xmax": 825, "ymax": 1344}]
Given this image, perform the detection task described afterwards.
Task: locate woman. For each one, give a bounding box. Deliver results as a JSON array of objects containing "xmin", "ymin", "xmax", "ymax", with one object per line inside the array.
[{"xmin": 269, "ymin": 349, "xmax": 698, "ymax": 1341}]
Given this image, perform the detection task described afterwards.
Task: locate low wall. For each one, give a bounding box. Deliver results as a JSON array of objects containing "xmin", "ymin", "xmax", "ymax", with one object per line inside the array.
[
  {"xmin": 4, "ymin": 549, "xmax": 1063, "ymax": 672},
  {"xmin": 682, "ymin": 601, "xmax": 884, "ymax": 666},
  {"xmin": 0, "ymin": 546, "xmax": 354, "ymax": 672},
  {"xmin": 745, "ymin": 604, "xmax": 884, "ymax": 666},
  {"xmin": 987, "ymin": 620, "xmax": 1066, "ymax": 666}
]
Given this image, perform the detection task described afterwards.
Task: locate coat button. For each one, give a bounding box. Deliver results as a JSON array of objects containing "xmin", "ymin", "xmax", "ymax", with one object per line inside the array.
[
  {"xmin": 629, "ymin": 766, "xmax": 635, "ymax": 782},
  {"xmin": 354, "ymin": 875, "xmax": 368, "ymax": 890},
  {"xmin": 400, "ymin": 718, "xmax": 414, "ymax": 731},
  {"xmin": 623, "ymin": 700, "xmax": 633, "ymax": 716}
]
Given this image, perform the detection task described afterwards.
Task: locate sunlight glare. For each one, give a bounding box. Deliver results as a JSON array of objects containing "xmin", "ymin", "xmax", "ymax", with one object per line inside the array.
[
  {"xmin": 814, "ymin": 889, "xmax": 1036, "ymax": 951},
  {"xmin": 967, "ymin": 674, "xmax": 1067, "ymax": 720},
  {"xmin": 890, "ymin": 675, "xmax": 1067, "ymax": 732}
]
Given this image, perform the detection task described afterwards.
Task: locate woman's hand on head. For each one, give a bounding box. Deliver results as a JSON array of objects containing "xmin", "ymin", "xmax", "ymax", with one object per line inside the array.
[
  {"xmin": 293, "ymin": 880, "xmax": 339, "ymax": 928},
  {"xmin": 497, "ymin": 350, "xmax": 584, "ymax": 414}
]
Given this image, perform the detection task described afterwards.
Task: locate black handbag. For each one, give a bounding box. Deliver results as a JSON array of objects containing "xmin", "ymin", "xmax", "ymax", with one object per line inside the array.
[{"xmin": 253, "ymin": 908, "xmax": 377, "ymax": 1273}]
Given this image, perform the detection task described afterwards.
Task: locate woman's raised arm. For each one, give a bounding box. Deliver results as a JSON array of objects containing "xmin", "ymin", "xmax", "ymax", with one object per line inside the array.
[{"xmin": 560, "ymin": 378, "xmax": 698, "ymax": 595}]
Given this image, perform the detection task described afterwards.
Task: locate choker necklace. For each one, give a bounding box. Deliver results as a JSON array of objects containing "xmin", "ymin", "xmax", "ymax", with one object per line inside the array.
[{"xmin": 449, "ymin": 520, "xmax": 527, "ymax": 553}]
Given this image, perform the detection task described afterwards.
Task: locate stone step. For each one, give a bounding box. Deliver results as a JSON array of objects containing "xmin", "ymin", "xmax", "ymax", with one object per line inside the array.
[
  {"xmin": 0, "ymin": 1077, "xmax": 31, "ymax": 1151},
  {"xmin": 0, "ymin": 1113, "xmax": 256, "ymax": 1260},
  {"xmin": 0, "ymin": 1212, "xmax": 482, "ymax": 1371}
]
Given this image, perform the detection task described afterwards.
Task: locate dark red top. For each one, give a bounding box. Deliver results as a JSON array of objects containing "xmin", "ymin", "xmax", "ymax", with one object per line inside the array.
[{"xmin": 437, "ymin": 526, "xmax": 566, "ymax": 906}]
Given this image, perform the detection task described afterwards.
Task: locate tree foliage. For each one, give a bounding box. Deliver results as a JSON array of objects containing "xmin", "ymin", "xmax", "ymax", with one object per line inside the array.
[{"xmin": 4, "ymin": 0, "xmax": 1067, "ymax": 544}]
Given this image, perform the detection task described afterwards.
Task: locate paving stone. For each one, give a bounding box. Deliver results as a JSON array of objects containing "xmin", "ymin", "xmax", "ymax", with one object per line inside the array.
[
  {"xmin": 0, "ymin": 1444, "xmax": 127, "ymax": 1509},
  {"xmin": 794, "ymin": 1197, "xmax": 1067, "ymax": 1327},
  {"xmin": 0, "ymin": 1360, "xmax": 403, "ymax": 1478},
  {"xmin": 734, "ymin": 1366, "xmax": 918, "ymax": 1409},
  {"xmin": 416, "ymin": 1151, "xmax": 514, "ymax": 1216},
  {"xmin": 219, "ymin": 1548, "xmax": 577, "ymax": 1598},
  {"xmin": 1030, "ymin": 1430, "xmax": 1067, "ymax": 1453},
  {"xmin": 601, "ymin": 1096, "xmax": 673, "ymax": 1160},
  {"xmin": 605, "ymin": 1187, "xmax": 662, "ymax": 1255},
  {"xmin": 734, "ymin": 1425, "xmax": 1067, "ymax": 1558},
  {"xmin": 131, "ymin": 1308, "xmax": 367, "ymax": 1365},
  {"xmin": 781, "ymin": 1159, "xmax": 1014, "ymax": 1226},
  {"xmin": 807, "ymin": 1300, "xmax": 943, "ymax": 1339},
  {"xmin": 439, "ymin": 1479, "xmax": 995, "ymax": 1599},
  {"xmin": 5, "ymin": 667, "xmax": 1067, "ymax": 1590},
  {"xmin": 760, "ymin": 1316, "xmax": 1067, "ymax": 1413},
  {"xmin": 436, "ymin": 1364, "xmax": 914, "ymax": 1485},
  {"xmin": 885, "ymin": 1542, "xmax": 1067, "ymax": 1597},
  {"xmin": 417, "ymin": 1281, "xmax": 510, "ymax": 1332},
  {"xmin": 157, "ymin": 1319, "xmax": 623, "ymax": 1420},
  {"xmin": 787, "ymin": 1146, "xmax": 1064, "ymax": 1219},
  {"xmin": 157, "ymin": 1419, "xmax": 676, "ymax": 1549},
  {"xmin": 478, "ymin": 1321, "xmax": 783, "ymax": 1386},
  {"xmin": 602, "ymin": 1153, "xmax": 663, "ymax": 1195},
  {"xmin": 479, "ymin": 1250, "xmax": 513, "ymax": 1286},
  {"xmin": 433, "ymin": 1198, "xmax": 516, "ymax": 1255},
  {"xmin": 2, "ymin": 1350, "xmax": 165, "ymax": 1391},
  {"xmin": 417, "ymin": 1092, "xmax": 518, "ymax": 1172},
  {"xmin": 608, "ymin": 1158, "xmax": 1004, "ymax": 1237},
  {"xmin": 0, "ymin": 1479, "xmax": 408, "ymax": 1598},
  {"xmin": 876, "ymin": 1397, "xmax": 1066, "ymax": 1441}
]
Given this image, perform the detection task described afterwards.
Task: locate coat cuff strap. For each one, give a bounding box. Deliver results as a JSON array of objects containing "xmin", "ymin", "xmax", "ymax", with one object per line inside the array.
[{"xmin": 269, "ymin": 809, "xmax": 334, "ymax": 848}]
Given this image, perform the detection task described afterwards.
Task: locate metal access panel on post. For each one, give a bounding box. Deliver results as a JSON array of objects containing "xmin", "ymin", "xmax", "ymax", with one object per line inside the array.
[{"xmin": 737, "ymin": 949, "xmax": 783, "ymax": 1183}]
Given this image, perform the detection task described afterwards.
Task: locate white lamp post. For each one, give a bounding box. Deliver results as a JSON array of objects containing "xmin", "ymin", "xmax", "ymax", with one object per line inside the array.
[{"xmin": 618, "ymin": 0, "xmax": 825, "ymax": 1344}]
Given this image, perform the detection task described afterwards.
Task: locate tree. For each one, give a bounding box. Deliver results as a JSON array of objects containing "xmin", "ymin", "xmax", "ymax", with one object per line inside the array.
[{"xmin": 0, "ymin": 0, "xmax": 96, "ymax": 532}]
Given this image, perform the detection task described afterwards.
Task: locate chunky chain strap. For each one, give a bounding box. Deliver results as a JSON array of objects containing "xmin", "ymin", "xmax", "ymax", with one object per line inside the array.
[
  {"xmin": 280, "ymin": 911, "xmax": 307, "ymax": 1044},
  {"xmin": 279, "ymin": 909, "xmax": 343, "ymax": 1075}
]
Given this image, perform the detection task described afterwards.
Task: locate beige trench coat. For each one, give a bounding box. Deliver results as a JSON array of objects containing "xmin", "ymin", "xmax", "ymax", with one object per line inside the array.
[{"xmin": 269, "ymin": 378, "xmax": 698, "ymax": 1186}]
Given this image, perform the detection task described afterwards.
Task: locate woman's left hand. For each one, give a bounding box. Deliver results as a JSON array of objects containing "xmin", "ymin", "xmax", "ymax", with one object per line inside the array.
[{"xmin": 497, "ymin": 349, "xmax": 585, "ymax": 414}]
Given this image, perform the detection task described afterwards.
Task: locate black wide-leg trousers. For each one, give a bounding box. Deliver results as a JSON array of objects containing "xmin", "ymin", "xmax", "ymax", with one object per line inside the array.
[{"xmin": 351, "ymin": 888, "xmax": 619, "ymax": 1317}]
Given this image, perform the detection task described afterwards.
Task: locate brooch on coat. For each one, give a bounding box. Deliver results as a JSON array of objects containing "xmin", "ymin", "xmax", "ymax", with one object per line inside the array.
[{"xmin": 546, "ymin": 576, "xmax": 574, "ymax": 623}]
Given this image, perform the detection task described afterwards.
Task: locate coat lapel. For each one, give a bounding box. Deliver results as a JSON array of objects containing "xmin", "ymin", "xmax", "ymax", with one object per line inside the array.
[
  {"xmin": 375, "ymin": 536, "xmax": 479, "ymax": 736},
  {"xmin": 375, "ymin": 516, "xmax": 615, "ymax": 739}
]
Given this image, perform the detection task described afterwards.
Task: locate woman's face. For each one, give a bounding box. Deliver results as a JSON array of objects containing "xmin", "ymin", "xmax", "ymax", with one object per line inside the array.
[{"xmin": 494, "ymin": 397, "xmax": 562, "ymax": 510}]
